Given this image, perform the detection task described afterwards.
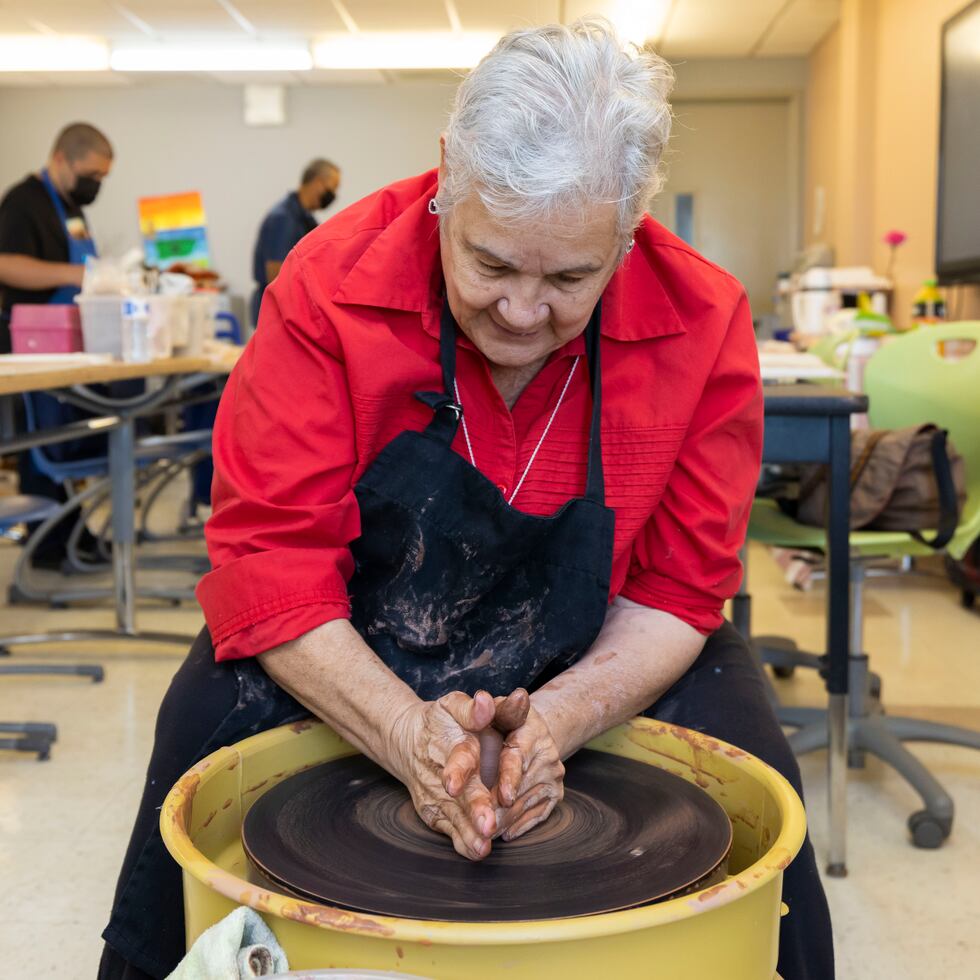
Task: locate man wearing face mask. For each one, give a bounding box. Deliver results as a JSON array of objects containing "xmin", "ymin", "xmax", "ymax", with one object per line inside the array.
[
  {"xmin": 0, "ymin": 121, "xmax": 112, "ymax": 351},
  {"xmin": 0, "ymin": 122, "xmax": 113, "ymax": 568},
  {"xmin": 250, "ymin": 157, "xmax": 340, "ymax": 326}
]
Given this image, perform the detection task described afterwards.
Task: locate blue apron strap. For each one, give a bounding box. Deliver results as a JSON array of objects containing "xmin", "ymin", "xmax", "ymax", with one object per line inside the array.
[
  {"xmin": 40, "ymin": 169, "xmax": 70, "ymax": 226},
  {"xmin": 39, "ymin": 169, "xmax": 97, "ymax": 304}
]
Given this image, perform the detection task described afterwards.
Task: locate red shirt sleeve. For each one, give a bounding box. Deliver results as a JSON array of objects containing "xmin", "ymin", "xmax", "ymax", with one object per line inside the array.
[
  {"xmin": 195, "ymin": 254, "xmax": 360, "ymax": 661},
  {"xmin": 619, "ymin": 291, "xmax": 763, "ymax": 633}
]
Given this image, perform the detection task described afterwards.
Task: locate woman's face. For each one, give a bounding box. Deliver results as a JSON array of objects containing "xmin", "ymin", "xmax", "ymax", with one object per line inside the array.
[{"xmin": 440, "ymin": 192, "xmax": 623, "ymax": 370}]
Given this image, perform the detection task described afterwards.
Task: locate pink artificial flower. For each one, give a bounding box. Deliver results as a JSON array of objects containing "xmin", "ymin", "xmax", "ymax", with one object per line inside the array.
[{"xmin": 883, "ymin": 230, "xmax": 907, "ymax": 247}]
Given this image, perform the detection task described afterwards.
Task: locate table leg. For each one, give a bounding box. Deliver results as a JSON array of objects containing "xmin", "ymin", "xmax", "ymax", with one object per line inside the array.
[
  {"xmin": 108, "ymin": 416, "xmax": 137, "ymax": 635},
  {"xmin": 825, "ymin": 415, "xmax": 851, "ymax": 877},
  {"xmin": 732, "ymin": 545, "xmax": 751, "ymax": 641}
]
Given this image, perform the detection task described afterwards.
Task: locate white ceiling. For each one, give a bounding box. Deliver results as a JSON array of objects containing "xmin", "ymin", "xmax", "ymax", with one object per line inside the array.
[{"xmin": 0, "ymin": 0, "xmax": 841, "ymax": 85}]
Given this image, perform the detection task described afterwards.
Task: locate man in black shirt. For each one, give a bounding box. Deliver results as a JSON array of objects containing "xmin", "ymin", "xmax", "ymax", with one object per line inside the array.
[
  {"xmin": 0, "ymin": 122, "xmax": 113, "ymax": 567},
  {"xmin": 0, "ymin": 122, "xmax": 113, "ymax": 350},
  {"xmin": 250, "ymin": 157, "xmax": 340, "ymax": 325}
]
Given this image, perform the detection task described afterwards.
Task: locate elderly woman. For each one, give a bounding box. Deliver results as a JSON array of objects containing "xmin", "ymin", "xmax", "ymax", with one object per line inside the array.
[{"xmin": 100, "ymin": 21, "xmax": 832, "ymax": 980}]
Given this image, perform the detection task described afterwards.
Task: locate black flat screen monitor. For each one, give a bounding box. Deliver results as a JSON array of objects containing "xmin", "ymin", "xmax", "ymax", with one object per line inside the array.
[{"xmin": 937, "ymin": 0, "xmax": 980, "ymax": 283}]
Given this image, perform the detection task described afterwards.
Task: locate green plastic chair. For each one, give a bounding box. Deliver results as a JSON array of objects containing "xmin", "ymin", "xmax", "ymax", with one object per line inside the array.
[{"xmin": 747, "ymin": 321, "xmax": 980, "ymax": 849}]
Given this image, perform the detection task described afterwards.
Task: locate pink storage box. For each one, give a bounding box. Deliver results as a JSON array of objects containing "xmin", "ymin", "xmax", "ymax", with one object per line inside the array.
[{"xmin": 10, "ymin": 304, "xmax": 84, "ymax": 354}]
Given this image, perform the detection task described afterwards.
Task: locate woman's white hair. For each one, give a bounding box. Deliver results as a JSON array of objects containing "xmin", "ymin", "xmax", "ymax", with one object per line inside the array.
[{"xmin": 436, "ymin": 18, "xmax": 674, "ymax": 240}]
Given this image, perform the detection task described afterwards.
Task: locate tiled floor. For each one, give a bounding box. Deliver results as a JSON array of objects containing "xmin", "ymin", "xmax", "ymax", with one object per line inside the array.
[{"xmin": 0, "ymin": 532, "xmax": 978, "ymax": 978}]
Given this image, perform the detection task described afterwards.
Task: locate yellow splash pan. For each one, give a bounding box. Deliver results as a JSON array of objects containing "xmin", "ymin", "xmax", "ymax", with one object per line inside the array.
[{"xmin": 161, "ymin": 718, "xmax": 805, "ymax": 979}]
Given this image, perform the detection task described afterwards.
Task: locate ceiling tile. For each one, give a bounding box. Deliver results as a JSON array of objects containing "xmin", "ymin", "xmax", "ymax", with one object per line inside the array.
[
  {"xmin": 0, "ymin": 0, "xmax": 841, "ymax": 66},
  {"xmin": 661, "ymin": 0, "xmax": 785, "ymax": 58},
  {"xmin": 4, "ymin": 1, "xmax": 135, "ymax": 35},
  {"xmin": 0, "ymin": 9, "xmax": 35, "ymax": 31},
  {"xmin": 233, "ymin": 1, "xmax": 346, "ymax": 35},
  {"xmin": 121, "ymin": 1, "xmax": 247, "ymax": 35},
  {"xmin": 756, "ymin": 0, "xmax": 840, "ymax": 57},
  {"xmin": 343, "ymin": 1, "xmax": 451, "ymax": 32},
  {"xmin": 451, "ymin": 1, "xmax": 560, "ymax": 33}
]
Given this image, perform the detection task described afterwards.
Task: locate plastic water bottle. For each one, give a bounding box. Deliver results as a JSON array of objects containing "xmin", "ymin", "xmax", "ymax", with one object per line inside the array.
[{"xmin": 121, "ymin": 297, "xmax": 151, "ymax": 363}]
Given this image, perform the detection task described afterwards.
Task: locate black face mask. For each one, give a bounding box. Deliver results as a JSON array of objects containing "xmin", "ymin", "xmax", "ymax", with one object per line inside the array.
[
  {"xmin": 318, "ymin": 189, "xmax": 336, "ymax": 210},
  {"xmin": 70, "ymin": 175, "xmax": 101, "ymax": 207}
]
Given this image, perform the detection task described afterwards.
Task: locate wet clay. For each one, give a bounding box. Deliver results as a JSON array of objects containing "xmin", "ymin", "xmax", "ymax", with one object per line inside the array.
[{"xmin": 242, "ymin": 750, "xmax": 732, "ymax": 922}]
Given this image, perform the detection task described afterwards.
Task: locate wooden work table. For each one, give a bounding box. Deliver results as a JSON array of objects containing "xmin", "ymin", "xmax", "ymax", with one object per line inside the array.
[{"xmin": 0, "ymin": 354, "xmax": 235, "ymax": 396}]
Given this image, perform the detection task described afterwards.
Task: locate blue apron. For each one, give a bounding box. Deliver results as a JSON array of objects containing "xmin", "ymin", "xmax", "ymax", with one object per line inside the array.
[
  {"xmin": 30, "ymin": 171, "xmax": 101, "ymax": 458},
  {"xmin": 40, "ymin": 168, "xmax": 97, "ymax": 303}
]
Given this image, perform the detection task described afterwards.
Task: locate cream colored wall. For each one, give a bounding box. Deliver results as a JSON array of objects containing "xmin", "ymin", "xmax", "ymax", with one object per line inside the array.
[
  {"xmin": 0, "ymin": 81, "xmax": 455, "ymax": 304},
  {"xmin": 653, "ymin": 99, "xmax": 796, "ymax": 314},
  {"xmin": 804, "ymin": 0, "xmax": 980, "ymax": 323},
  {"xmin": 804, "ymin": 26, "xmax": 841, "ymax": 250}
]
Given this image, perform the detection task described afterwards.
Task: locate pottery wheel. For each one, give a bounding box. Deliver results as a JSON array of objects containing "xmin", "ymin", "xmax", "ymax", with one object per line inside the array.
[{"xmin": 242, "ymin": 749, "xmax": 732, "ymax": 922}]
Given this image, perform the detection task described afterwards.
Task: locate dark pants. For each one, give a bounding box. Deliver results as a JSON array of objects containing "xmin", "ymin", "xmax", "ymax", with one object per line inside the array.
[
  {"xmin": 99, "ymin": 623, "xmax": 833, "ymax": 980},
  {"xmin": 643, "ymin": 622, "xmax": 834, "ymax": 980}
]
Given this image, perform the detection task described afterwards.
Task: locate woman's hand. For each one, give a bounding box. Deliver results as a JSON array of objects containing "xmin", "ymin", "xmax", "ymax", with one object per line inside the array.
[
  {"xmin": 490, "ymin": 697, "xmax": 566, "ymax": 843},
  {"xmin": 390, "ymin": 690, "xmax": 500, "ymax": 861}
]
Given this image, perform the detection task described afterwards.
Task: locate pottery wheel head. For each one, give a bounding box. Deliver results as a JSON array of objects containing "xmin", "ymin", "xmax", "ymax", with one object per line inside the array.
[{"xmin": 242, "ymin": 749, "xmax": 732, "ymax": 922}]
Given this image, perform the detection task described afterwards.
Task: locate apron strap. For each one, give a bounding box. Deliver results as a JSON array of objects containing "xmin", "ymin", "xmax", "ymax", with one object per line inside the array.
[
  {"xmin": 40, "ymin": 169, "xmax": 99, "ymax": 261},
  {"xmin": 415, "ymin": 297, "xmax": 607, "ymax": 505},
  {"xmin": 40, "ymin": 169, "xmax": 70, "ymax": 227},
  {"xmin": 582, "ymin": 301, "xmax": 605, "ymax": 504},
  {"xmin": 413, "ymin": 299, "xmax": 464, "ymax": 444}
]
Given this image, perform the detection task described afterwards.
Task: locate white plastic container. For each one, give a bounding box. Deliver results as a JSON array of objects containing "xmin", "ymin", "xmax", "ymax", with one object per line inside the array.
[
  {"xmin": 168, "ymin": 295, "xmax": 191, "ymax": 350},
  {"xmin": 175, "ymin": 293, "xmax": 216, "ymax": 357},
  {"xmin": 75, "ymin": 295, "xmax": 126, "ymax": 358},
  {"xmin": 147, "ymin": 296, "xmax": 176, "ymax": 359}
]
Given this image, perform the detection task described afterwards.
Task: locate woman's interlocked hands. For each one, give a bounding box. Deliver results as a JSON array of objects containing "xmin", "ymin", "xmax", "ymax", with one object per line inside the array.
[{"xmin": 391, "ymin": 688, "xmax": 565, "ymax": 861}]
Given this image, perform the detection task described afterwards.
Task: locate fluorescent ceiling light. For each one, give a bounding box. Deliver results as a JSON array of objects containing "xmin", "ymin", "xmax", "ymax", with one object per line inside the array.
[
  {"xmin": 110, "ymin": 44, "xmax": 312, "ymax": 72},
  {"xmin": 609, "ymin": 0, "xmax": 672, "ymax": 46},
  {"xmin": 0, "ymin": 35, "xmax": 110, "ymax": 72},
  {"xmin": 313, "ymin": 32, "xmax": 498, "ymax": 70}
]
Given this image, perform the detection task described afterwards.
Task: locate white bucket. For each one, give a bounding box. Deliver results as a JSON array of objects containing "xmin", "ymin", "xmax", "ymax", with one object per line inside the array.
[{"xmin": 75, "ymin": 295, "xmax": 124, "ymax": 358}]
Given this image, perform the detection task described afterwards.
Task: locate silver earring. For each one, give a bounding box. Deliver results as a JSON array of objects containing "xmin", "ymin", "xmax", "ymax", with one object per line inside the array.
[
  {"xmin": 428, "ymin": 198, "xmax": 440, "ymax": 215},
  {"xmin": 626, "ymin": 238, "xmax": 635, "ymax": 254}
]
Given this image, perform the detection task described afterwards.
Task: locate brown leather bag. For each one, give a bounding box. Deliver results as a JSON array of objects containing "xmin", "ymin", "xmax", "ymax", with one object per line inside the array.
[{"xmin": 786, "ymin": 425, "xmax": 967, "ymax": 549}]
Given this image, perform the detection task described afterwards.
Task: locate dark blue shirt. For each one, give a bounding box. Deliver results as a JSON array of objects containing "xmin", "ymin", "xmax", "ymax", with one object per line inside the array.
[{"xmin": 251, "ymin": 191, "xmax": 317, "ymax": 323}]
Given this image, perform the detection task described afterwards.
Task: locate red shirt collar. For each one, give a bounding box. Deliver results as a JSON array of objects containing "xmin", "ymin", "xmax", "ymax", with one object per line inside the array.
[{"xmin": 332, "ymin": 169, "xmax": 687, "ymax": 346}]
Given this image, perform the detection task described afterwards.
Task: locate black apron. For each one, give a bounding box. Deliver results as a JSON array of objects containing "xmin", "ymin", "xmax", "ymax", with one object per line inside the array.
[
  {"xmin": 100, "ymin": 299, "xmax": 615, "ymax": 978},
  {"xmin": 348, "ymin": 298, "xmax": 615, "ymax": 699}
]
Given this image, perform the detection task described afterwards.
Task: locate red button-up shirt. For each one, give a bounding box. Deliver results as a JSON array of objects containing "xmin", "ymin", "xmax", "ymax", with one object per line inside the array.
[{"xmin": 198, "ymin": 170, "xmax": 763, "ymax": 662}]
